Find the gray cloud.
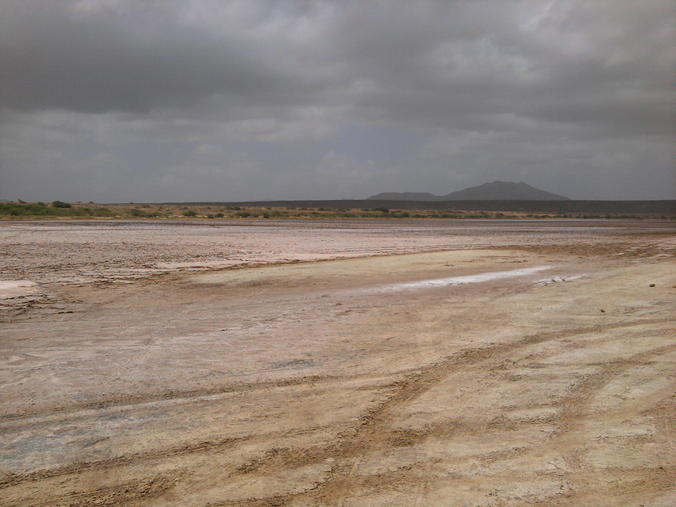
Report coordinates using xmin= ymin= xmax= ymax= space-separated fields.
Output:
xmin=0 ymin=0 xmax=674 ymax=201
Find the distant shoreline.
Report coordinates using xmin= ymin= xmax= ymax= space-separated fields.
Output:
xmin=2 ymin=200 xmax=674 ymax=220
xmin=155 ymin=199 xmax=676 ymax=215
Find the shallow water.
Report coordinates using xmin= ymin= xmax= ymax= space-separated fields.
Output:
xmin=364 ymin=265 xmax=552 ymax=293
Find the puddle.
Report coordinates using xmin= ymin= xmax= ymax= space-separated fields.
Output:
xmin=362 ymin=266 xmax=552 ymax=293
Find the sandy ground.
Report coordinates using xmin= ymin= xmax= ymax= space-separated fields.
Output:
xmin=0 ymin=219 xmax=674 ymax=506
xmin=1 ymin=219 xmax=672 ymax=285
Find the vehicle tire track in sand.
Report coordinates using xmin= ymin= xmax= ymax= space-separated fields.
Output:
xmin=546 ymin=344 xmax=676 ymax=501
xmin=0 ymin=372 xmax=393 ymax=425
xmin=0 ymin=436 xmax=245 ymax=490
xmin=2 ymin=319 xmax=672 ymax=504
xmin=3 ymin=325 xmax=673 ymax=504
xmin=4 ymin=474 xmax=182 ymax=507
xmin=208 ymin=317 xmax=674 ymax=505
xmin=319 ymin=323 xmax=675 ymax=505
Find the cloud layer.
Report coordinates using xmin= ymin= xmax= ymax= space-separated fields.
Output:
xmin=1 ymin=0 xmax=674 ymax=201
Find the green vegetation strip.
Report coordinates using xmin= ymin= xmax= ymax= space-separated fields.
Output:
xmin=0 ymin=202 xmax=115 ymax=217
xmin=0 ymin=201 xmax=665 ymax=220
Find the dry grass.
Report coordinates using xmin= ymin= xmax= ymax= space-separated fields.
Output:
xmin=0 ymin=201 xmax=661 ymax=220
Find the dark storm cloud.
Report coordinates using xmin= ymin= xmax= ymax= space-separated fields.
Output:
xmin=0 ymin=1 xmax=333 ymax=113
xmin=0 ymin=0 xmax=674 ymax=201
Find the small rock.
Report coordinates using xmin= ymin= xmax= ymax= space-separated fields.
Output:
xmin=600 ymin=309 xmax=605 ymax=313
xmin=649 ymin=283 xmax=655 ymax=287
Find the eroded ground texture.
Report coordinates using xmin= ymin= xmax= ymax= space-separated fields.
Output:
xmin=0 ymin=219 xmax=674 ymax=506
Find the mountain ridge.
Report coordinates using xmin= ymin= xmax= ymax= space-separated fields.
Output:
xmin=367 ymin=181 xmax=570 ymax=201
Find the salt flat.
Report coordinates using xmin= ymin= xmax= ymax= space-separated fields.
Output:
xmin=0 ymin=219 xmax=674 ymax=506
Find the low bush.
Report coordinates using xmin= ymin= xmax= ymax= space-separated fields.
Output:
xmin=130 ymin=208 xmax=158 ymax=218
xmin=0 ymin=202 xmax=115 ymax=217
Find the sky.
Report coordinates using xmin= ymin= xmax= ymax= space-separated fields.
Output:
xmin=0 ymin=0 xmax=674 ymax=202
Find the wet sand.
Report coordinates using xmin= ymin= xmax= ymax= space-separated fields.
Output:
xmin=0 ymin=219 xmax=674 ymax=505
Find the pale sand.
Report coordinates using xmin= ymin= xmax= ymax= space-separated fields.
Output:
xmin=0 ymin=219 xmax=674 ymax=506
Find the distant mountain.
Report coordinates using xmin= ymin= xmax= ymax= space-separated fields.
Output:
xmin=367 ymin=181 xmax=569 ymax=201
xmin=366 ymin=191 xmax=440 ymax=201
xmin=443 ymin=181 xmax=569 ymax=200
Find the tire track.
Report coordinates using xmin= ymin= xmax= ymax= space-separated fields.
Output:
xmin=214 ymin=317 xmax=674 ymax=505
xmin=0 ymin=372 xmax=397 ymax=426
xmin=3 ymin=317 xmax=673 ymax=505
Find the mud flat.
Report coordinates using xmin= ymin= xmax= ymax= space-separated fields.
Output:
xmin=0 ymin=219 xmax=674 ymax=505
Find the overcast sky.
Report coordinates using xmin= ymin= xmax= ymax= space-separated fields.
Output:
xmin=1 ymin=0 xmax=674 ymax=202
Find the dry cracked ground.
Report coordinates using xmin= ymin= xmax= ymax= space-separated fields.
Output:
xmin=0 ymin=219 xmax=674 ymax=506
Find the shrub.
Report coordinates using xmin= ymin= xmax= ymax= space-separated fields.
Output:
xmin=52 ymin=200 xmax=71 ymax=208
xmin=130 ymin=208 xmax=159 ymax=218
xmin=0 ymin=202 xmax=115 ymax=217
xmin=183 ymin=209 xmax=198 ymax=217
xmin=90 ymin=207 xmax=115 ymax=217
